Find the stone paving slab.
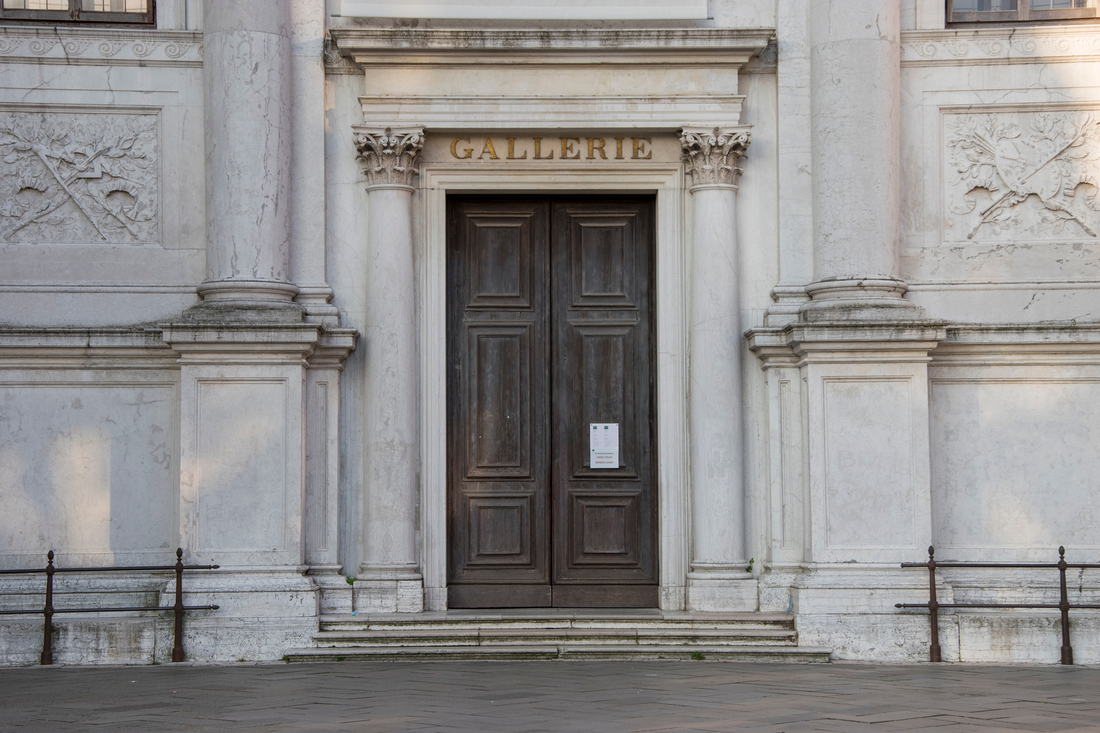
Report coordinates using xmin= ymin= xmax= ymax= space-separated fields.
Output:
xmin=1 ymin=661 xmax=1099 ymax=732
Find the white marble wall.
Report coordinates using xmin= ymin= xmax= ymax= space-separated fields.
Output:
xmin=0 ymin=375 xmax=179 ymax=567
xmin=930 ymin=359 xmax=1100 ymax=559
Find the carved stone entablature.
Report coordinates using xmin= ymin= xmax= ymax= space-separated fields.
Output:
xmin=0 ymin=109 xmax=160 ymax=245
xmin=944 ymin=109 xmax=1100 ymax=243
xmin=0 ymin=29 xmax=203 ymax=67
xmin=352 ymin=126 xmax=424 ymax=189
xmin=680 ymin=127 xmax=751 ymax=188
xmin=902 ymin=27 xmax=1100 ymax=67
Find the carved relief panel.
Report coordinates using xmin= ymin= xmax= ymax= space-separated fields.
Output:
xmin=0 ymin=108 xmax=160 ymax=245
xmin=944 ymin=108 xmax=1100 ymax=244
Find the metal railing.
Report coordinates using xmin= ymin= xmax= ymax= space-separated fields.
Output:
xmin=0 ymin=548 xmax=219 ymax=665
xmin=897 ymin=545 xmax=1100 ymax=664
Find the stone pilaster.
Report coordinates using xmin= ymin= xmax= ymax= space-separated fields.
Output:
xmin=290 ymin=0 xmax=339 ymax=323
xmin=681 ymin=127 xmax=757 ymax=611
xmin=199 ymin=0 xmax=297 ymax=308
xmin=304 ymin=329 xmax=359 ymax=614
xmin=349 ymin=125 xmax=424 ymax=612
xmin=802 ymin=0 xmax=921 ymax=320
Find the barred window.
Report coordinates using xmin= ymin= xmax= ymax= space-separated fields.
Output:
xmin=0 ymin=0 xmax=154 ymax=24
xmin=949 ymin=0 xmax=1097 ymax=22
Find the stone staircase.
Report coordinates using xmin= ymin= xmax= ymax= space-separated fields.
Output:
xmin=285 ymin=610 xmax=831 ymax=662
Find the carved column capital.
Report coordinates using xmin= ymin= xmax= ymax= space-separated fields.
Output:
xmin=680 ymin=127 xmax=751 ymax=188
xmin=352 ymin=126 xmax=424 ymax=189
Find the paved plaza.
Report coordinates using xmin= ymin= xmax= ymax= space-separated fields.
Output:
xmin=1 ymin=660 xmax=1099 ymax=732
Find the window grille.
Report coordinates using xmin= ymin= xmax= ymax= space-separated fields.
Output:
xmin=949 ymin=0 xmax=1097 ymax=22
xmin=0 ymin=0 xmax=154 ymax=25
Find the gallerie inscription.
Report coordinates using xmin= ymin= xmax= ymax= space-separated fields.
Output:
xmin=450 ymin=136 xmax=653 ymax=161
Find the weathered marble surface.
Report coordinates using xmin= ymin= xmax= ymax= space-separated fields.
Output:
xmin=200 ymin=0 xmax=295 ymax=302
xmin=931 ymin=378 xmax=1100 ymax=556
xmin=0 ymin=379 xmax=178 ymax=566
xmin=1 ymin=0 xmax=1099 ymax=667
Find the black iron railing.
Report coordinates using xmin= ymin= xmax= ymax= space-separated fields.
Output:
xmin=897 ymin=545 xmax=1100 ymax=664
xmin=0 ymin=548 xmax=219 ymax=664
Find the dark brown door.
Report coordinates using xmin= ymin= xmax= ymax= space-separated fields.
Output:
xmin=447 ymin=196 xmax=657 ymax=608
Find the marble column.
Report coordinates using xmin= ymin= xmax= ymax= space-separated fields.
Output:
xmin=802 ymin=0 xmax=920 ymax=320
xmin=350 ymin=127 xmax=424 ymax=612
xmin=681 ymin=127 xmax=757 ymax=612
xmin=199 ymin=0 xmax=297 ymax=306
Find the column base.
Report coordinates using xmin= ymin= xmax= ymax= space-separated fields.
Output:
xmin=198 ymin=278 xmax=300 ymax=303
xmin=182 ymin=298 xmax=305 ymax=324
xmin=765 ymin=284 xmax=810 ymax=327
xmin=308 ymin=565 xmax=354 ymax=615
xmin=801 ymin=277 xmax=924 ymax=322
xmin=295 ymin=284 xmax=341 ymax=326
xmin=759 ymin=564 xmax=802 ymax=614
xmin=354 ymin=565 xmax=424 ymax=613
xmin=686 ymin=567 xmax=758 ymax=611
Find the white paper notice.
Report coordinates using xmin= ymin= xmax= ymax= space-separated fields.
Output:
xmin=590 ymin=423 xmax=619 ymax=469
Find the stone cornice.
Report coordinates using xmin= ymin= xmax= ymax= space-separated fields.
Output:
xmin=747 ymin=322 xmax=949 ymax=366
xmin=941 ymin=322 xmax=1100 ymax=345
xmin=901 ymin=26 xmax=1100 ymax=66
xmin=329 ymin=26 xmax=774 ymax=66
xmin=0 ymin=327 xmax=177 ymax=368
xmin=309 ymin=329 xmax=359 ymax=370
xmin=158 ymin=323 xmax=331 ymax=366
xmin=0 ymin=28 xmax=202 ymax=67
xmin=749 ymin=321 xmax=1100 ymax=367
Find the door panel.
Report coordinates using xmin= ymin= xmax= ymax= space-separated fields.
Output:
xmin=552 ymin=201 xmax=657 ymax=604
xmin=448 ymin=196 xmax=656 ymax=608
xmin=466 ymin=325 xmax=530 ymax=477
xmin=448 ymin=201 xmax=550 ymax=602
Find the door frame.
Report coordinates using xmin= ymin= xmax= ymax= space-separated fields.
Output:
xmin=419 ymin=162 xmax=690 ymax=611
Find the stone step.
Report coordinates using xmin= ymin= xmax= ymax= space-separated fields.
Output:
xmin=311 ymin=627 xmax=799 ymax=648
xmin=318 ymin=612 xmax=795 ymax=634
xmin=284 ymin=644 xmax=832 ymax=663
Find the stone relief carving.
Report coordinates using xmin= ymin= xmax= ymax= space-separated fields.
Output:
xmin=352 ymin=127 xmax=424 ymax=188
xmin=0 ymin=31 xmax=202 ymax=65
xmin=945 ymin=111 xmax=1099 ymax=242
xmin=902 ymin=28 xmax=1100 ymax=65
xmin=680 ymin=127 xmax=751 ymax=187
xmin=0 ymin=110 xmax=159 ymax=244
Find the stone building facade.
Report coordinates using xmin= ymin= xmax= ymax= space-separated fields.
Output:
xmin=1 ymin=0 xmax=1098 ymax=664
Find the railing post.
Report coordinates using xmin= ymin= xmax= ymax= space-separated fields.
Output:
xmin=1058 ymin=546 xmax=1073 ymax=665
xmin=172 ymin=548 xmax=185 ymax=663
xmin=927 ymin=545 xmax=941 ymax=663
xmin=40 ymin=550 xmax=54 ymax=666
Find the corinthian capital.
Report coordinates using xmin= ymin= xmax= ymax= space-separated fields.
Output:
xmin=352 ymin=126 xmax=424 ymax=188
xmin=680 ymin=127 xmax=751 ymax=188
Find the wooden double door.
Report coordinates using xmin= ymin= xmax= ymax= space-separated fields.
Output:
xmin=447 ymin=196 xmax=658 ymax=608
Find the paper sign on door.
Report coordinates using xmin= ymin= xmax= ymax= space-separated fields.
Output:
xmin=590 ymin=423 xmax=619 ymax=469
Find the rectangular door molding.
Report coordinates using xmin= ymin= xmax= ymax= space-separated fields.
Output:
xmin=419 ymin=165 xmax=689 ymax=613
xmin=447 ymin=196 xmax=658 ymax=608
